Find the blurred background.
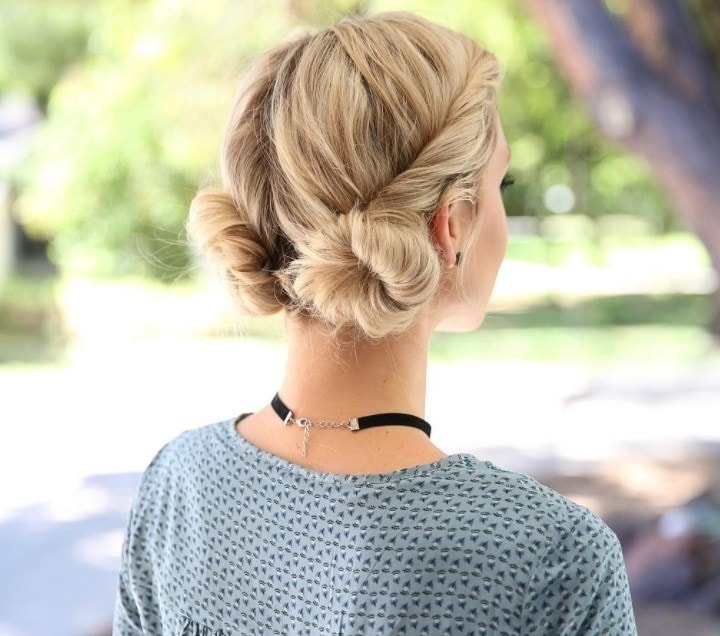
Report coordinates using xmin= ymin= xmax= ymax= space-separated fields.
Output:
xmin=1 ymin=0 xmax=719 ymax=634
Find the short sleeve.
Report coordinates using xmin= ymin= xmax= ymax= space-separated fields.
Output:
xmin=112 ymin=439 xmax=176 ymax=635
xmin=520 ymin=508 xmax=638 ymax=635
xmin=112 ymin=505 xmax=143 ymax=634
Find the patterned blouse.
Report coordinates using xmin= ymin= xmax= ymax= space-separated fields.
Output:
xmin=113 ymin=414 xmax=638 ymax=634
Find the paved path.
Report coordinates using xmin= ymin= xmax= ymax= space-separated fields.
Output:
xmin=1 ymin=337 xmax=719 ymax=634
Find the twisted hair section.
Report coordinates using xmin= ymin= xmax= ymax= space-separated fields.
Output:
xmin=187 ymin=189 xmax=285 ymax=315
xmin=186 ymin=11 xmax=501 ymax=340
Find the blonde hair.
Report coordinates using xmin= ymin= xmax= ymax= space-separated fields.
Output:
xmin=187 ymin=11 xmax=501 ymax=341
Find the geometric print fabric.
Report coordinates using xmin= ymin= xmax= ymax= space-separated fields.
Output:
xmin=113 ymin=415 xmax=638 ymax=634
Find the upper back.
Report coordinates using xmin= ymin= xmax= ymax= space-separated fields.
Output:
xmin=113 ymin=418 xmax=637 ymax=635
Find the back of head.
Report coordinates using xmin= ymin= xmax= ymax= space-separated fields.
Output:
xmin=187 ymin=10 xmax=501 ymax=341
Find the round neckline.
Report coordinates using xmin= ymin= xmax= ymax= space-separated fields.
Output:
xmin=219 ymin=415 xmax=496 ymax=484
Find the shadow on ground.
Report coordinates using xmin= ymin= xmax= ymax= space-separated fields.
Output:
xmin=0 ymin=472 xmax=141 ymax=636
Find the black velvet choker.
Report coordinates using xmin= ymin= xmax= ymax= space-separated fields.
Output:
xmin=270 ymin=392 xmax=432 ymax=438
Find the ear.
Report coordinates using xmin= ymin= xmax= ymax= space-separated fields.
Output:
xmin=429 ymin=201 xmax=464 ymax=268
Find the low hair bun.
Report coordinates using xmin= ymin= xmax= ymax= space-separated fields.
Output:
xmin=187 ymin=187 xmax=286 ymax=316
xmin=281 ymin=205 xmax=442 ymax=340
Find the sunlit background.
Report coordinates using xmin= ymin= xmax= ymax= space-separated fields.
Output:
xmin=1 ymin=0 xmax=720 ymax=634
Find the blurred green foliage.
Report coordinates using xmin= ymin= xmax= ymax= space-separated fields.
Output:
xmin=5 ymin=0 xmax=675 ymax=280
xmin=0 ymin=0 xmax=94 ymax=110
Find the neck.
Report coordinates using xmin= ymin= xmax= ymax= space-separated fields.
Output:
xmin=277 ymin=314 xmax=432 ymax=423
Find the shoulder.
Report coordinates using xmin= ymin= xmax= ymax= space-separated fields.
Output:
xmin=455 ymin=461 xmax=627 ymax=598
xmin=495 ymin=466 xmax=622 ymax=564
xmin=392 ymin=458 xmax=621 ymax=584
xmin=129 ymin=420 xmax=230 ymax=510
xmin=461 ymin=462 xmax=635 ymax=632
xmin=450 ymin=459 xmax=615 ymax=550
xmin=141 ymin=419 xmax=229 ymax=471
xmin=499 ymin=464 xmax=625 ymax=579
xmin=475 ymin=466 xmax=637 ymax=633
xmin=120 ymin=420 xmax=232 ymax=569
xmin=352 ymin=459 xmax=635 ymax=632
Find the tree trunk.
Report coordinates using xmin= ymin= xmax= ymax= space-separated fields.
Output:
xmin=525 ymin=0 xmax=720 ymax=334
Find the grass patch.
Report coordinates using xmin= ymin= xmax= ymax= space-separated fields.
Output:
xmin=430 ymin=293 xmax=717 ymax=364
xmin=429 ymin=325 xmax=716 ymax=365
xmin=505 ymin=232 xmax=709 ymax=267
xmin=483 ymin=294 xmax=712 ymax=329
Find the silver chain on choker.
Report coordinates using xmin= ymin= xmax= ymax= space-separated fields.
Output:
xmin=282 ymin=410 xmax=360 ymax=458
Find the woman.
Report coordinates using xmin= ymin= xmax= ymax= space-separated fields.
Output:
xmin=113 ymin=10 xmax=637 ymax=635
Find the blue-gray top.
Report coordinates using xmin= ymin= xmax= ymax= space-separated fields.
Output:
xmin=113 ymin=415 xmax=637 ymax=635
